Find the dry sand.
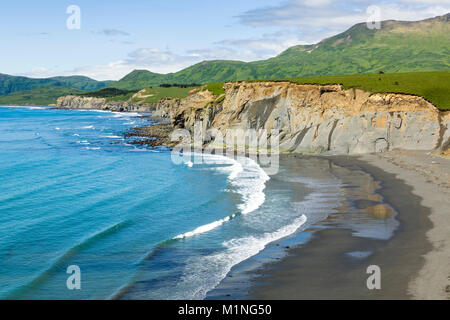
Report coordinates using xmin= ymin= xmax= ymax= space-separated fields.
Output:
xmin=360 ymin=151 xmax=450 ymax=300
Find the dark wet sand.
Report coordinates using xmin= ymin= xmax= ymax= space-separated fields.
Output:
xmin=209 ymin=155 xmax=433 ymax=300
xmin=251 ymin=156 xmax=432 ymax=300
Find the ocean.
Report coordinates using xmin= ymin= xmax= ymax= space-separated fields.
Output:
xmin=0 ymin=106 xmax=398 ymax=300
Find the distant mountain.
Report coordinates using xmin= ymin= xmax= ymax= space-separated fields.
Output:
xmin=0 ymin=86 xmax=85 ymax=106
xmin=110 ymin=70 xmax=167 ymax=91
xmin=0 ymin=74 xmax=112 ymax=96
xmin=110 ymin=13 xmax=450 ymax=90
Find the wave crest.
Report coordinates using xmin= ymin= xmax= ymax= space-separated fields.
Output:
xmin=173 ymin=154 xmax=270 ymax=240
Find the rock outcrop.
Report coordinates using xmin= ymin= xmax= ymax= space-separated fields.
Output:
xmin=156 ymin=81 xmax=450 ymax=155
xmin=56 ymin=95 xmax=153 ymax=113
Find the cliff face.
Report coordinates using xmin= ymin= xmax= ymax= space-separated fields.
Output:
xmin=56 ymin=95 xmax=153 ymax=113
xmin=158 ymin=82 xmax=450 ymax=155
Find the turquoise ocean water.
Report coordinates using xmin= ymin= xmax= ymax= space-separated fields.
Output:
xmin=0 ymin=106 xmax=356 ymax=300
xmin=0 ymin=107 xmax=322 ymax=299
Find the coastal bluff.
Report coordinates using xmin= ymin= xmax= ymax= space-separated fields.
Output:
xmin=153 ymin=81 xmax=450 ymax=155
xmin=56 ymin=95 xmax=153 ymax=113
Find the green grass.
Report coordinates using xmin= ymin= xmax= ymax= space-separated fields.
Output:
xmin=0 ymin=86 xmax=85 ymax=105
xmin=202 ymin=83 xmax=225 ymax=96
xmin=79 ymin=88 xmax=139 ymax=103
xmin=215 ymin=95 xmax=225 ymax=103
xmin=131 ymin=86 xmax=198 ymax=104
xmin=105 ymin=92 xmax=136 ymax=102
xmin=0 ymin=74 xmax=110 ymax=96
xmin=79 ymin=87 xmax=137 ymax=98
xmin=280 ymin=71 xmax=450 ymax=110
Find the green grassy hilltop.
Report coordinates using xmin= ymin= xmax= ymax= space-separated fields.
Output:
xmin=288 ymin=71 xmax=450 ymax=110
xmin=200 ymin=71 xmax=450 ymax=110
xmin=0 ymin=74 xmax=111 ymax=96
xmin=0 ymin=86 xmax=85 ymax=106
xmin=0 ymin=74 xmax=111 ymax=105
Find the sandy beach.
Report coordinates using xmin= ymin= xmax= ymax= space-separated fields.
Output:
xmin=207 ymin=151 xmax=450 ymax=300
xmin=361 ymin=151 xmax=450 ymax=300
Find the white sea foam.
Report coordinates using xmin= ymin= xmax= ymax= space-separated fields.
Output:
xmin=76 ymin=140 xmax=90 ymax=145
xmin=6 ymin=106 xmax=49 ymax=110
xmin=173 ymin=154 xmax=270 ymax=240
xmin=169 ymin=172 xmax=345 ymax=299
xmin=81 ymin=125 xmax=94 ymax=129
xmin=123 ymin=143 xmax=160 ymax=152
xmin=101 ymin=135 xmax=122 ymax=139
xmin=194 ymin=154 xmax=270 ymax=215
xmin=173 ymin=214 xmax=237 ymax=240
xmin=113 ymin=112 xmax=140 ymax=118
xmin=173 ymin=214 xmax=308 ymax=300
xmin=230 ymin=158 xmax=270 ymax=215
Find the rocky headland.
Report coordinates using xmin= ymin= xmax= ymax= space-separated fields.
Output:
xmin=56 ymin=95 xmax=154 ymax=113
xmin=149 ymin=81 xmax=449 ymax=155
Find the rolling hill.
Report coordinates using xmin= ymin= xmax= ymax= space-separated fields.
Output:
xmin=0 ymin=74 xmax=111 ymax=96
xmin=109 ymin=13 xmax=449 ymax=90
xmin=0 ymin=86 xmax=85 ymax=106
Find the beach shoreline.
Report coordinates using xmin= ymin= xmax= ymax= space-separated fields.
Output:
xmin=207 ymin=151 xmax=450 ymax=300
xmin=360 ymin=151 xmax=450 ymax=299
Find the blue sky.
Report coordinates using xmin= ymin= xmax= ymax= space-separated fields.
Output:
xmin=0 ymin=0 xmax=448 ymax=80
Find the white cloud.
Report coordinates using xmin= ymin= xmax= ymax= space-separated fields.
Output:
xmin=400 ymin=0 xmax=450 ymax=3
xmin=18 ymin=1 xmax=450 ymax=80
xmin=97 ymin=29 xmax=131 ymax=37
xmin=238 ymin=0 xmax=449 ymax=34
xmin=216 ymin=30 xmax=311 ymax=60
xmin=18 ymin=63 xmax=135 ymax=81
xmin=19 ymin=49 xmax=202 ymax=80
xmin=21 ymin=67 xmax=58 ymax=78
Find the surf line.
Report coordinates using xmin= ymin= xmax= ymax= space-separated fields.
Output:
xmin=174 ymin=154 xmax=270 ymax=240
xmin=172 ymin=212 xmax=241 ymax=240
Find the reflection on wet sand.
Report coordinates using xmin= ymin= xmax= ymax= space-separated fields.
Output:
xmin=364 ymin=204 xmax=396 ymax=219
xmin=207 ymin=155 xmax=405 ymax=299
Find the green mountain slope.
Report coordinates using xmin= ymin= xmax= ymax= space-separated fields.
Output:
xmin=110 ymin=13 xmax=449 ymax=90
xmin=0 ymin=86 xmax=85 ymax=105
xmin=0 ymin=74 xmax=111 ymax=96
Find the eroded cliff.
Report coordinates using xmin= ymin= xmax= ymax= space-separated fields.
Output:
xmin=156 ymin=81 xmax=450 ymax=155
xmin=56 ymin=95 xmax=153 ymax=113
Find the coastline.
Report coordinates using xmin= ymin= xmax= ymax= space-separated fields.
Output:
xmin=3 ymin=105 xmax=449 ymax=299
xmin=119 ymin=104 xmax=450 ymax=300
xmin=207 ymin=151 xmax=450 ymax=300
